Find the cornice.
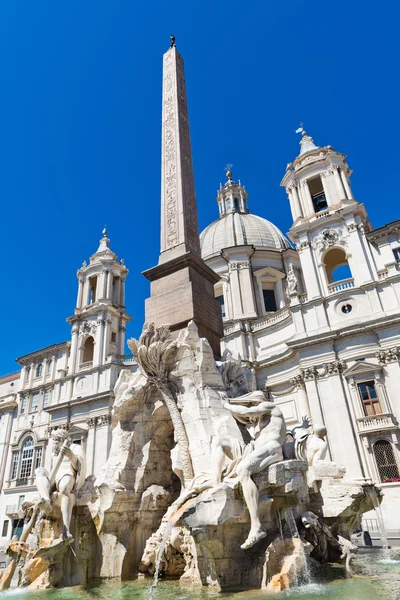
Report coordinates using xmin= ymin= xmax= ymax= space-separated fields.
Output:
xmin=16 ymin=342 xmax=70 ymax=366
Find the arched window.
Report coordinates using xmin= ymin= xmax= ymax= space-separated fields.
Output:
xmin=82 ymin=337 xmax=94 ymax=364
xmin=373 ymin=440 xmax=400 ymax=483
xmin=19 ymin=437 xmax=34 ymax=481
xmin=324 ymin=247 xmax=352 ymax=283
xmin=36 ymin=363 xmax=43 ymax=378
xmin=234 ymin=197 xmax=240 ymax=211
xmin=226 ymin=199 xmax=232 ymax=212
xmin=9 ymin=435 xmax=43 ymax=485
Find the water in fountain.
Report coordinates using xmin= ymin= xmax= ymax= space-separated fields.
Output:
xmin=284 ymin=508 xmax=311 ymax=586
xmin=148 ymin=521 xmax=175 ymax=598
xmin=276 ymin=509 xmax=284 ymax=541
xmin=365 ymin=488 xmax=399 ymax=564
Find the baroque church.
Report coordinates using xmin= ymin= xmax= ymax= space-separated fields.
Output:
xmin=1 ymin=41 xmax=400 ymax=554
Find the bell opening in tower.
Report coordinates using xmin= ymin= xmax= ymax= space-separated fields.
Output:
xmin=308 ymin=176 xmax=328 ymax=213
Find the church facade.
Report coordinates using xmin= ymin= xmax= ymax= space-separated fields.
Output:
xmin=200 ymin=132 xmax=400 ymax=541
xmin=1 ymin=44 xmax=400 ymax=553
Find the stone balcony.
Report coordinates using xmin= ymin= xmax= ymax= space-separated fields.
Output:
xmin=79 ymin=361 xmax=93 ymax=371
xmin=327 ymin=278 xmax=355 ymax=295
xmin=5 ymin=505 xmax=18 ymax=516
xmin=356 ymin=412 xmax=398 ymax=434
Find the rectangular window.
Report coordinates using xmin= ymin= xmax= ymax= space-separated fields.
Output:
xmin=18 ymin=495 xmax=25 ymax=509
xmin=11 ymin=452 xmax=19 ymax=479
xmin=262 ymin=289 xmax=277 ymax=312
xmin=111 ymin=332 xmax=117 ymax=344
xmin=11 ymin=519 xmax=23 ymax=540
xmin=216 ymin=294 xmax=226 ymax=318
xmin=358 ymin=381 xmax=382 ymax=416
xmin=20 ymin=396 xmax=27 ymax=414
xmin=2 ymin=520 xmax=8 ymax=537
xmin=308 ymin=176 xmax=328 ymax=213
xmin=20 ymin=448 xmax=33 ymax=480
xmin=43 ymin=389 xmax=50 ymax=409
xmin=35 ymin=447 xmax=43 ymax=470
xmin=393 ymin=248 xmax=400 ymax=263
xmin=30 ymin=392 xmax=40 ymax=412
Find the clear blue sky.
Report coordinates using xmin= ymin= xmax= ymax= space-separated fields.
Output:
xmin=1 ymin=0 xmax=399 ymax=374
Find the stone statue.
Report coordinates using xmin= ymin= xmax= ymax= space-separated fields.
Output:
xmin=291 ymin=416 xmax=328 ymax=466
xmin=218 ymin=354 xmax=249 ymax=398
xmin=35 ymin=429 xmax=86 ymax=539
xmin=211 ymin=390 xmax=286 ymax=549
xmin=287 ymin=263 xmax=298 ymax=295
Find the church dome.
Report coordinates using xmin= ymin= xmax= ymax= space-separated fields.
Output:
xmin=200 ymin=212 xmax=291 ymax=259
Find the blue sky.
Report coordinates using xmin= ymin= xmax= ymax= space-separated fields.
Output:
xmin=1 ymin=0 xmax=399 ymax=374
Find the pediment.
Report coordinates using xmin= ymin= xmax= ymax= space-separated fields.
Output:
xmin=343 ymin=361 xmax=382 ymax=377
xmin=68 ymin=424 xmax=89 ymax=437
xmin=254 ymin=266 xmax=285 ymax=280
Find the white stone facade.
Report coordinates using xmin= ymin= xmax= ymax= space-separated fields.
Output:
xmin=199 ymin=134 xmax=400 ymax=542
xmin=0 ymin=231 xmax=135 ymax=552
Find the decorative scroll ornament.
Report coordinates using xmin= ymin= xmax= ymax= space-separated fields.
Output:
xmin=229 ymin=261 xmax=250 ymax=271
xmin=375 ymin=346 xmax=400 ymax=365
xmin=322 ymin=360 xmax=347 ymax=375
xmin=312 ymin=228 xmax=347 ymax=252
xmin=80 ymin=321 xmax=97 ymax=337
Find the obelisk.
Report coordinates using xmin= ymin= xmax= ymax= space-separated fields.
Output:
xmin=143 ymin=37 xmax=223 ymax=356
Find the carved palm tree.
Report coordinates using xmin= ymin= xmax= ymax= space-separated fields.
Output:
xmin=128 ymin=323 xmax=194 ymax=486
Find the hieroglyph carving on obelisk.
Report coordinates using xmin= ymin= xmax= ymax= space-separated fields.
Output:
xmin=161 ymin=46 xmax=200 ymax=258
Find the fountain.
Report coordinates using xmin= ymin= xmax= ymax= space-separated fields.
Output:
xmin=0 ymin=322 xmax=384 ymax=594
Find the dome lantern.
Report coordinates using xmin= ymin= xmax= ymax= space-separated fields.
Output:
xmin=217 ymin=168 xmax=249 ymax=217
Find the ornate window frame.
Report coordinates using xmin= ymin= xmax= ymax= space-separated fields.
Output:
xmin=9 ymin=431 xmax=46 ymax=487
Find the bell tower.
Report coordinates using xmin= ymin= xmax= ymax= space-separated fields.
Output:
xmin=67 ymin=229 xmax=131 ymax=376
xmin=281 ymin=128 xmax=376 ymax=301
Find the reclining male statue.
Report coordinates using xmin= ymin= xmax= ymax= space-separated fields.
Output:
xmin=210 ymin=390 xmax=286 ymax=549
xmin=35 ymin=429 xmax=86 ymax=540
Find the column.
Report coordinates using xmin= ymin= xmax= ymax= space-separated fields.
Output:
xmin=320 ymin=368 xmax=364 ymax=477
xmin=303 ymin=376 xmax=324 ymax=426
xmin=300 ymin=181 xmax=314 ymax=216
xmin=114 ymin=277 xmax=121 ymax=304
xmin=96 ymin=320 xmax=105 ymax=367
xmin=82 ymin=279 xmax=90 ymax=307
xmin=0 ymin=411 xmax=13 ymax=489
xmin=20 ymin=366 xmax=26 ymax=391
xmin=41 ymin=362 xmax=47 ymax=385
xmin=102 ymin=270 xmax=109 ymax=299
xmin=120 ymin=277 xmax=126 ymax=307
xmin=76 ymin=278 xmax=84 ymax=309
xmin=102 ymin=320 xmax=111 ymax=363
xmin=379 ymin=359 xmax=400 ymax=423
xmin=229 ymin=264 xmax=243 ymax=317
xmin=298 ymin=241 xmax=322 ymax=299
xmin=28 ymin=362 xmax=35 ymax=388
xmin=340 ymin=169 xmax=353 ymax=200
xmin=118 ymin=324 xmax=126 ymax=356
xmin=291 ymin=186 xmax=303 ymax=219
xmin=346 ymin=224 xmax=374 ymax=284
xmin=238 ymin=263 xmax=257 ymax=317
xmin=69 ymin=325 xmax=80 ymax=374
xmin=51 ymin=355 xmax=57 ymax=380
xmin=290 ymin=378 xmax=311 ymax=417
xmin=333 ymin=167 xmax=346 ymax=199
xmin=107 ymin=271 xmax=113 ymax=300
